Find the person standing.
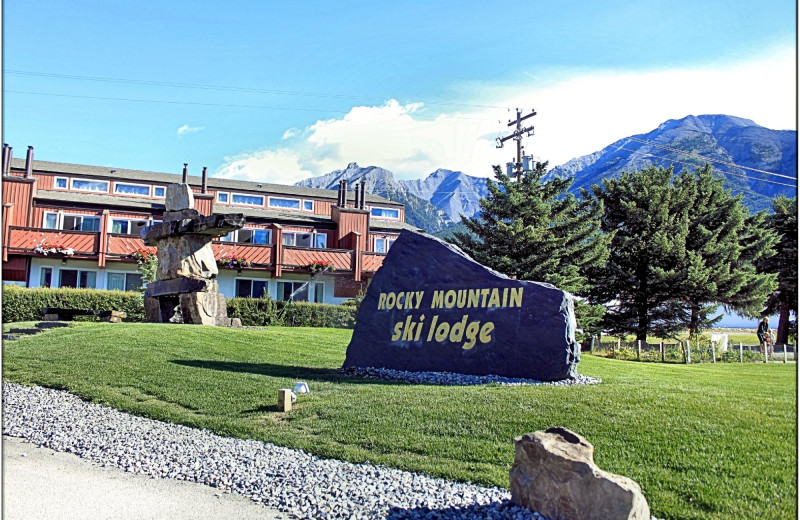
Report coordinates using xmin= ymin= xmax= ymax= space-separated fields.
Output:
xmin=757 ymin=317 xmax=771 ymax=355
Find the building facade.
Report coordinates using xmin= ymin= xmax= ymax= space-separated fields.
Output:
xmin=1 ymin=146 xmax=416 ymax=304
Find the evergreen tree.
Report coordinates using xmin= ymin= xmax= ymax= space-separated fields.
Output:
xmin=587 ymin=165 xmax=692 ymax=341
xmin=673 ymin=166 xmax=778 ymax=335
xmin=756 ymin=196 xmax=797 ymax=344
xmin=450 ymin=163 xmax=610 ymax=335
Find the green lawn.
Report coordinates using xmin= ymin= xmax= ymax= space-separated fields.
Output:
xmin=2 ymin=322 xmax=796 ymax=520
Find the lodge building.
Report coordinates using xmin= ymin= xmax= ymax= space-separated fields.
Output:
xmin=1 ymin=145 xmax=417 ymax=304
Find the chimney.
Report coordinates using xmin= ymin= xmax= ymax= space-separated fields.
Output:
xmin=4 ymin=146 xmax=12 ymax=176
xmin=202 ymin=166 xmax=208 ymax=193
xmin=360 ymin=182 xmax=367 ymax=209
xmin=354 ymin=182 xmax=361 ymax=209
xmin=2 ymin=144 xmax=8 ymax=177
xmin=341 ymin=179 xmax=348 ymax=207
xmin=25 ymin=146 xmax=34 ymax=179
xmin=337 ymin=180 xmax=345 ymax=207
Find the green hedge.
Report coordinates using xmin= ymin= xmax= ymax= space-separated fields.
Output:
xmin=3 ymin=286 xmax=358 ymax=329
xmin=2 ymin=285 xmax=146 ymax=323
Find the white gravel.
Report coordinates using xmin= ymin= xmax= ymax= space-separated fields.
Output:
xmin=2 ymin=382 xmax=546 ymax=520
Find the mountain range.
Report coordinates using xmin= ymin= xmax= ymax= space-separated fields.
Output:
xmin=296 ymin=115 xmax=797 ymax=231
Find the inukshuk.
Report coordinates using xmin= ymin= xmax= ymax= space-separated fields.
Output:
xmin=142 ymin=183 xmax=245 ymax=326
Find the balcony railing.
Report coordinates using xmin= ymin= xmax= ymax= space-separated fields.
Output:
xmin=5 ymin=227 xmax=387 ymax=276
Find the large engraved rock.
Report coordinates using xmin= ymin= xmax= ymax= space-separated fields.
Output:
xmin=165 ymin=183 xmax=195 ymax=212
xmin=342 ymin=230 xmax=580 ymax=381
xmin=509 ymin=428 xmax=650 ymax=520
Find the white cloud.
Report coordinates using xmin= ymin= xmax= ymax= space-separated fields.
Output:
xmin=177 ymin=124 xmax=206 ymax=136
xmin=214 ymin=43 xmax=796 ymax=183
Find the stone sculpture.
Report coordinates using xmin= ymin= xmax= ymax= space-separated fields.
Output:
xmin=142 ymin=184 xmax=245 ymax=326
xmin=509 ymin=427 xmax=650 ymax=520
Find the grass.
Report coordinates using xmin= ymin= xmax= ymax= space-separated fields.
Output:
xmin=2 ymin=322 xmax=796 ymax=520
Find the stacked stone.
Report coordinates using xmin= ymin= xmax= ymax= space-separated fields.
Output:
xmin=142 ymin=184 xmax=245 ymax=326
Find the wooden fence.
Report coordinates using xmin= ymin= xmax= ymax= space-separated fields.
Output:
xmin=587 ymin=337 xmax=797 ymax=364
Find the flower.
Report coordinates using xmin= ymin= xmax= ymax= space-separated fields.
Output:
xmin=307 ymin=260 xmax=335 ymax=273
xmin=131 ymin=249 xmax=156 ymax=265
xmin=34 ymin=241 xmax=75 ymax=256
xmin=218 ymin=255 xmax=251 ymax=269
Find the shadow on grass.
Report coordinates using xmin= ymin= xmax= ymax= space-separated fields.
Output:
xmin=171 ymin=359 xmax=407 ymax=386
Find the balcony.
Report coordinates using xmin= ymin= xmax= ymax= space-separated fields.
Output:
xmin=4 ymin=226 xmax=386 ymax=276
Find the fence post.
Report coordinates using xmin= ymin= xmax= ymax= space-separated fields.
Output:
xmin=637 ymin=340 xmax=641 ymax=360
xmin=783 ymin=343 xmax=788 ymax=363
xmin=739 ymin=342 xmax=743 ymax=363
xmin=686 ymin=340 xmax=691 ymax=364
xmin=711 ymin=341 xmax=716 ymax=363
xmin=590 ymin=335 xmax=595 ymax=353
xmin=660 ymin=341 xmax=664 ymax=363
xmin=764 ymin=344 xmax=768 ymax=364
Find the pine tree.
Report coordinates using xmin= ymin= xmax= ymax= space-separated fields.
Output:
xmin=450 ymin=163 xmax=610 ymax=335
xmin=587 ymin=165 xmax=693 ymax=341
xmin=674 ymin=165 xmax=778 ymax=335
xmin=756 ymin=196 xmax=797 ymax=344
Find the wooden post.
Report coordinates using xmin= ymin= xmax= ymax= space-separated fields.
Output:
xmin=686 ymin=340 xmax=691 ymax=364
xmin=590 ymin=335 xmax=595 ymax=353
xmin=739 ymin=342 xmax=743 ymax=363
xmin=660 ymin=341 xmax=664 ymax=363
xmin=637 ymin=340 xmax=641 ymax=360
xmin=711 ymin=341 xmax=716 ymax=363
xmin=783 ymin=343 xmax=788 ymax=363
xmin=278 ymin=389 xmax=292 ymax=412
xmin=764 ymin=344 xmax=768 ymax=364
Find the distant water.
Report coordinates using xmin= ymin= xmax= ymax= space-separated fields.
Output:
xmin=716 ymin=310 xmax=777 ymax=329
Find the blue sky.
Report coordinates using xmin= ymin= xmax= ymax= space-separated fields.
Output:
xmin=2 ymin=0 xmax=796 ymax=183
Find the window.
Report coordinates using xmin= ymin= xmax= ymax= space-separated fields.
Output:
xmin=217 ymin=192 xmax=229 ymax=203
xmin=62 ymin=215 xmax=101 ymax=232
xmin=40 ymin=267 xmax=53 ymax=288
xmin=269 ymin=197 xmax=301 ymax=210
xmin=277 ymin=281 xmax=323 ymax=302
xmin=314 ymin=233 xmax=328 ymax=248
xmin=54 ymin=177 xmax=68 ymax=189
xmin=375 ymin=237 xmax=396 ymax=253
xmin=219 ymin=231 xmax=235 ymax=242
xmin=153 ymin=186 xmax=166 ymax=198
xmin=71 ymin=179 xmax=109 ymax=192
xmin=235 ymin=279 xmax=269 ymax=298
xmin=59 ymin=269 xmax=96 ymax=288
xmin=110 ymin=219 xmax=148 ymax=235
xmin=114 ymin=182 xmax=150 ymax=196
xmin=43 ymin=212 xmax=58 ymax=229
xmin=107 ymin=272 xmax=143 ymax=291
xmin=232 ymin=193 xmax=264 ymax=206
xmin=371 ymin=207 xmax=400 ymax=219
xmin=283 ymin=231 xmax=312 ymax=247
xmin=238 ymin=228 xmax=271 ymax=244
xmin=303 ymin=200 xmax=314 ymax=211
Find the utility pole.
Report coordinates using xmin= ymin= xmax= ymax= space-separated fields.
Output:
xmin=496 ymin=108 xmax=536 ymax=181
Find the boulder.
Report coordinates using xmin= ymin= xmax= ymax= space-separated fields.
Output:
xmin=155 ymin=236 xmax=218 ymax=280
xmin=509 ymin=427 xmax=650 ymax=520
xmin=165 ymin=183 xmax=195 ymax=212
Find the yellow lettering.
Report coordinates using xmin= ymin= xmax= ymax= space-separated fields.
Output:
xmin=415 ymin=291 xmax=425 ymax=309
xmin=463 ymin=321 xmax=481 ymax=350
xmin=432 ymin=291 xmax=445 ymax=309
xmin=479 ymin=322 xmax=495 ymax=344
xmin=488 ymin=288 xmax=500 ymax=308
xmin=444 ymin=290 xmax=457 ymax=309
xmin=415 ymin=315 xmax=426 ymax=341
xmin=386 ymin=292 xmax=397 ymax=309
xmin=480 ymin=288 xmax=490 ymax=307
xmin=467 ymin=289 xmax=481 ymax=308
xmin=391 ymin=321 xmax=403 ymax=341
xmin=434 ymin=321 xmax=450 ymax=342
xmin=396 ymin=292 xmax=405 ymax=308
xmin=427 ymin=315 xmax=439 ymax=341
xmin=378 ymin=292 xmax=387 ymax=310
xmin=509 ymin=287 xmax=523 ymax=307
xmin=456 ymin=290 xmax=467 ymax=308
xmin=502 ymin=288 xmax=508 ymax=307
xmin=401 ymin=315 xmax=415 ymax=341
xmin=449 ymin=315 xmax=469 ymax=343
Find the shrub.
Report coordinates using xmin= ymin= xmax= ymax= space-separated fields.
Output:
xmin=276 ymin=301 xmax=357 ymax=329
xmin=2 ymin=285 xmax=145 ymax=322
xmin=226 ymin=295 xmax=280 ymax=326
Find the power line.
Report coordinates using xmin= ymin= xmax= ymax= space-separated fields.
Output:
xmin=5 ymin=69 xmax=509 ymax=111
xmin=614 ymin=144 xmax=797 ymax=188
xmin=6 ymin=89 xmax=496 ymax=122
xmin=627 ymin=136 xmax=796 ymax=181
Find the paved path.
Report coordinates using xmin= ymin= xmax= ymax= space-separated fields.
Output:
xmin=2 ymin=435 xmax=284 ymax=520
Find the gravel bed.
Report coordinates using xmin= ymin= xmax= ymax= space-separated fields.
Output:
xmin=337 ymin=367 xmax=601 ymax=386
xmin=2 ymin=382 xmax=545 ymax=520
